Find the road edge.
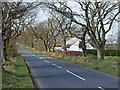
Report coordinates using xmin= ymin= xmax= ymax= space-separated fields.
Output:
xmin=22 ymin=56 xmax=41 ymax=89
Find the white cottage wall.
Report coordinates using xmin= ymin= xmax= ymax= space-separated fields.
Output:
xmin=67 ymin=40 xmax=83 ymax=51
xmin=67 ymin=40 xmax=94 ymax=52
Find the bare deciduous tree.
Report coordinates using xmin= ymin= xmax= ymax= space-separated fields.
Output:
xmin=0 ymin=2 xmax=2 ymax=61
xmin=2 ymin=2 xmax=41 ymax=60
xmin=31 ymin=22 xmax=53 ymax=52
xmin=44 ymin=1 xmax=119 ymax=59
xmin=50 ymin=8 xmax=72 ymax=50
xmin=47 ymin=18 xmax=60 ymax=52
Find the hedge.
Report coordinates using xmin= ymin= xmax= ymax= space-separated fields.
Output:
xmin=86 ymin=49 xmax=120 ymax=56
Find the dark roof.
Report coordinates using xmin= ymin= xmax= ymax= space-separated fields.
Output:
xmin=62 ymin=44 xmax=72 ymax=49
xmin=66 ymin=44 xmax=71 ymax=48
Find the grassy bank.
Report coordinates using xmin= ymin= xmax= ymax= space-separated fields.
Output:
xmin=28 ymin=47 xmax=119 ymax=77
xmin=2 ymin=55 xmax=35 ymax=88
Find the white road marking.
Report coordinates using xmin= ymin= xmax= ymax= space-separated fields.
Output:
xmin=44 ymin=60 xmax=50 ymax=63
xmin=22 ymin=55 xmax=35 ymax=56
xmin=66 ymin=70 xmax=85 ymax=81
xmin=52 ymin=63 xmax=62 ymax=69
xmin=25 ymin=51 xmax=30 ymax=53
xmin=39 ymin=57 xmax=44 ymax=59
xmin=98 ymin=86 xmax=105 ymax=90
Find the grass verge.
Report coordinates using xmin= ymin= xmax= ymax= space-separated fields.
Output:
xmin=2 ymin=55 xmax=35 ymax=88
xmin=28 ymin=47 xmax=119 ymax=77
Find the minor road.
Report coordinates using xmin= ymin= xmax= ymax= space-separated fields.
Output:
xmin=18 ymin=46 xmax=118 ymax=89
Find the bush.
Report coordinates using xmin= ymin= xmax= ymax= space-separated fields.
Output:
xmin=86 ymin=49 xmax=97 ymax=55
xmin=8 ymin=44 xmax=20 ymax=57
xmin=86 ymin=49 xmax=120 ymax=56
xmin=104 ymin=50 xmax=120 ymax=56
xmin=55 ymin=50 xmax=63 ymax=53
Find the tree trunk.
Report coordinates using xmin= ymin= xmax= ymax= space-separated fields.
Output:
xmin=43 ymin=41 xmax=48 ymax=52
xmin=118 ymin=2 xmax=120 ymax=49
xmin=82 ymin=43 xmax=86 ymax=57
xmin=96 ymin=45 xmax=104 ymax=59
xmin=0 ymin=3 xmax=2 ymax=62
xmin=48 ymin=47 xmax=51 ymax=52
xmin=31 ymin=42 xmax=34 ymax=48
xmin=53 ymin=39 xmax=56 ymax=52
xmin=81 ymin=31 xmax=87 ymax=57
xmin=44 ymin=44 xmax=48 ymax=52
xmin=64 ymin=38 xmax=67 ymax=50
xmin=3 ymin=39 xmax=8 ymax=61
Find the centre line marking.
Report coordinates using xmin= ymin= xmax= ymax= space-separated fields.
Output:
xmin=22 ymin=55 xmax=35 ymax=56
xmin=66 ymin=70 xmax=85 ymax=81
xmin=44 ymin=60 xmax=50 ymax=63
xmin=52 ymin=63 xmax=62 ymax=69
xmin=98 ymin=86 xmax=105 ymax=90
xmin=39 ymin=57 xmax=44 ymax=59
xmin=29 ymin=54 xmax=35 ymax=56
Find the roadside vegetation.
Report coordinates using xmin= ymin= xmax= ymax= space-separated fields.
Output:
xmin=1 ymin=3 xmax=40 ymax=88
xmin=2 ymin=54 xmax=35 ymax=88
xmin=28 ymin=47 xmax=119 ymax=77
xmin=1 ymin=2 xmax=120 ymax=88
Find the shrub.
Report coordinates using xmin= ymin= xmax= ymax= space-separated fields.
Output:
xmin=8 ymin=45 xmax=20 ymax=57
xmin=55 ymin=50 xmax=63 ymax=53
xmin=94 ymin=66 xmax=100 ymax=70
xmin=86 ymin=49 xmax=120 ymax=56
xmin=35 ymin=48 xmax=38 ymax=50
xmin=104 ymin=50 xmax=120 ymax=56
xmin=86 ymin=49 xmax=97 ymax=55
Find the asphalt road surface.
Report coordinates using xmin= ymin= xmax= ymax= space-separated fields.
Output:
xmin=18 ymin=46 xmax=119 ymax=89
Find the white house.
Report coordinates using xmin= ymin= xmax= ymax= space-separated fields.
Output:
xmin=62 ymin=37 xmax=94 ymax=52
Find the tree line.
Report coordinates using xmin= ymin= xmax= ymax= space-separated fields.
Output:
xmin=42 ymin=1 xmax=119 ymax=59
xmin=2 ymin=2 xmax=41 ymax=61
xmin=1 ymin=1 xmax=120 ymax=61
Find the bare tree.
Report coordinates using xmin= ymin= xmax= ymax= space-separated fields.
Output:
xmin=0 ymin=2 xmax=2 ymax=62
xmin=49 ymin=7 xmax=72 ymax=50
xmin=21 ymin=27 xmax=35 ymax=48
xmin=2 ymin=2 xmax=41 ymax=60
xmin=118 ymin=2 xmax=120 ymax=49
xmin=44 ymin=1 xmax=119 ymax=59
xmin=31 ymin=22 xmax=53 ymax=52
xmin=47 ymin=18 xmax=60 ymax=52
